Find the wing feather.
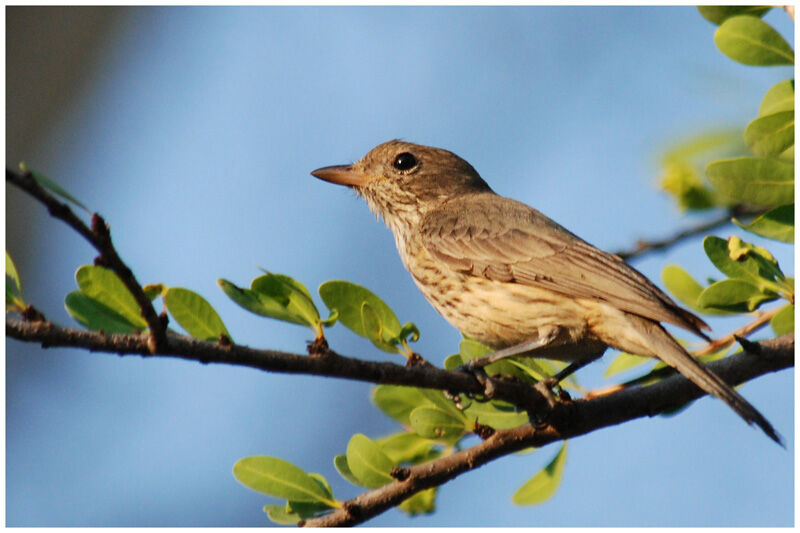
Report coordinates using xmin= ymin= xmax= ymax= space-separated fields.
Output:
xmin=418 ymin=193 xmax=709 ymax=337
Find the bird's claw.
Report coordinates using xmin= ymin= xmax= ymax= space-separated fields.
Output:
xmin=452 ymin=361 xmax=496 ymax=400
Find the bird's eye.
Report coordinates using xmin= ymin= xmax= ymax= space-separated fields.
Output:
xmin=392 ymin=152 xmax=418 ymax=171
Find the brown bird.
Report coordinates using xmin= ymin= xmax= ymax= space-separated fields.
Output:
xmin=312 ymin=140 xmax=780 ymax=444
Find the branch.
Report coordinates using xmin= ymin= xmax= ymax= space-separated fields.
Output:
xmin=303 ymin=334 xmax=793 ymax=527
xmin=6 ymin=168 xmax=168 ymax=351
xmin=5 ymin=317 xmax=551 ymax=415
xmin=614 ymin=206 xmax=764 ymax=261
xmin=7 ymin=316 xmax=793 ymax=526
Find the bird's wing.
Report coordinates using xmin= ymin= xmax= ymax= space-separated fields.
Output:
xmin=418 ymin=193 xmax=709 ymax=337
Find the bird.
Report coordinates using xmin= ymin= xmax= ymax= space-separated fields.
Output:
xmin=311 ymin=139 xmax=781 ymax=444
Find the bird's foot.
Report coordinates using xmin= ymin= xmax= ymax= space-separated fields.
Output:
xmin=450 ymin=360 xmax=496 ymax=401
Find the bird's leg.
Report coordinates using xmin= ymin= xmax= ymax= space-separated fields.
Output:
xmin=465 ymin=329 xmax=561 ymax=370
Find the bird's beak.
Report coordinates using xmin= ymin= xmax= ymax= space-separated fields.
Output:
xmin=311 ymin=165 xmax=370 ymax=187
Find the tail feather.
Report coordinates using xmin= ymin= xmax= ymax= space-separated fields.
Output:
xmin=634 ymin=318 xmax=782 ymax=446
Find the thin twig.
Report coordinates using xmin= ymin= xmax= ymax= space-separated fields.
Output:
xmin=6 ymin=168 xmax=168 ymax=351
xmin=695 ymin=308 xmax=780 ymax=356
xmin=614 ymin=206 xmax=763 ymax=261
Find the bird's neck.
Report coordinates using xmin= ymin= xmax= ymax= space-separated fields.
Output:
xmin=357 ymin=186 xmax=428 ymax=236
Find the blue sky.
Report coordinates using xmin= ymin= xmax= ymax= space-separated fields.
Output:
xmin=6 ymin=6 xmax=794 ymax=526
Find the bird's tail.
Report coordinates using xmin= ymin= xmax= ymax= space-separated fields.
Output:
xmin=630 ymin=316 xmax=782 ymax=446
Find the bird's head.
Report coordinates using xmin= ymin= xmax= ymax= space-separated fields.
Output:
xmin=311 ymin=140 xmax=492 ymax=229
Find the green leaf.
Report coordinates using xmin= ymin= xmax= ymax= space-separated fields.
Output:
xmin=333 ymin=455 xmax=362 ymax=486
xmin=771 ymin=304 xmax=794 ymax=335
xmin=661 ymin=264 xmax=734 ymax=315
xmin=708 ymin=235 xmax=787 ymax=292
xmin=603 ymin=352 xmax=653 ymax=378
xmin=319 ymin=280 xmax=405 ymax=350
xmin=706 ymin=157 xmax=794 ymax=207
xmin=418 ymin=388 xmax=470 ymax=419
xmin=263 ymin=504 xmax=302 ymax=525
xmin=372 ymin=385 xmax=432 ymax=427
xmin=760 ymin=80 xmax=795 ymax=116
xmin=734 ymin=204 xmax=794 ymax=243
xmin=714 ymin=16 xmax=794 ymax=66
xmin=697 ymin=279 xmax=777 ymax=312
xmin=660 ymin=159 xmax=718 ymax=210
xmin=251 ymin=273 xmax=320 ymax=327
xmin=164 ymin=287 xmax=231 ymax=341
xmin=744 ymin=111 xmax=794 ymax=158
xmin=142 ymin=283 xmax=166 ymax=300
xmin=6 ymin=251 xmax=25 ymax=311
xmin=512 ymin=442 xmax=568 ymax=506
xmin=65 ymin=291 xmax=144 ymax=334
xmin=697 ymin=6 xmax=771 ymax=25
xmin=218 ymin=276 xmax=322 ymax=335
xmin=360 ymin=301 xmax=398 ymax=353
xmin=463 ymin=400 xmax=529 ymax=430
xmin=376 ymin=432 xmax=440 ymax=464
xmin=74 ymin=265 xmax=148 ymax=329
xmin=408 ymin=406 xmax=470 ymax=443
xmin=25 ymin=167 xmax=89 ymax=212
xmin=443 ymin=353 xmax=463 ymax=370
xmin=398 ymin=487 xmax=437 ymax=515
xmin=233 ymin=456 xmax=336 ymax=505
xmin=345 ymin=434 xmax=395 ymax=489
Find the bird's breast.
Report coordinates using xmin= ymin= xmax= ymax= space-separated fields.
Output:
xmin=394 ymin=230 xmax=598 ymax=360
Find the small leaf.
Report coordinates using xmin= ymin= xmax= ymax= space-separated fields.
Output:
xmin=512 ymin=442 xmax=568 ymax=505
xmin=397 ymin=321 xmax=421 ymax=344
xmin=65 ymin=291 xmax=144 ymax=333
xmin=372 ymin=385 xmax=432 ymax=427
xmin=251 ymin=273 xmax=321 ymax=327
xmin=408 ymin=406 xmax=470 ymax=443
xmin=345 ymin=434 xmax=395 ymax=489
xmin=418 ymin=388 xmax=470 ymax=419
xmin=463 ymin=400 xmax=529 ymax=430
xmin=333 ymin=455 xmax=362 ymax=486
xmin=233 ymin=456 xmax=335 ymax=505
xmin=660 ymin=159 xmax=718 ymax=210
xmin=443 ymin=353 xmax=463 ymax=370
xmin=263 ymin=504 xmax=301 ymax=525
xmin=734 ymin=204 xmax=794 ymax=243
xmin=661 ymin=264 xmax=734 ymax=315
xmin=142 ymin=283 xmax=165 ymax=300
xmin=603 ymin=352 xmax=653 ymax=378
xmin=23 ymin=166 xmax=89 ymax=212
xmin=760 ymin=80 xmax=794 ymax=116
xmin=398 ymin=487 xmax=437 ymax=515
xmin=697 ymin=279 xmax=777 ymax=312
xmin=706 ymin=157 xmax=794 ymax=207
xmin=164 ymin=287 xmax=231 ymax=341
xmin=771 ymin=304 xmax=794 ymax=335
xmin=703 ymin=236 xmax=783 ymax=290
xmin=376 ymin=432 xmax=440 ymax=464
xmin=360 ymin=301 xmax=398 ymax=353
xmin=697 ymin=6 xmax=771 ymax=25
xmin=744 ymin=111 xmax=794 ymax=158
xmin=714 ymin=16 xmax=794 ymax=66
xmin=319 ymin=280 xmax=403 ymax=343
xmin=74 ymin=265 xmax=148 ymax=329
xmin=6 ymin=251 xmax=25 ymax=310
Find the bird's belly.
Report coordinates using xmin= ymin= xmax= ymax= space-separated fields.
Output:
xmin=406 ymin=257 xmax=601 ymax=362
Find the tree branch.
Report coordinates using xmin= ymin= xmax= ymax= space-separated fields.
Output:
xmin=304 ymin=334 xmax=793 ymax=527
xmin=6 ymin=168 xmax=168 ymax=351
xmin=614 ymin=206 xmax=764 ymax=261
